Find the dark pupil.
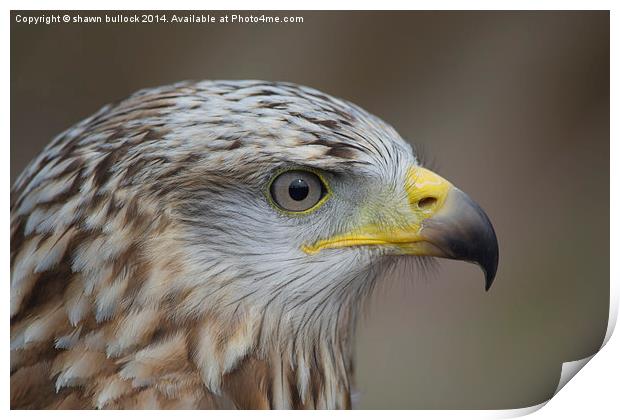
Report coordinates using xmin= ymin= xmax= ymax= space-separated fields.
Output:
xmin=289 ymin=178 xmax=309 ymax=201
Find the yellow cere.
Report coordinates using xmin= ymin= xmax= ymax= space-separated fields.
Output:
xmin=405 ymin=166 xmax=451 ymax=215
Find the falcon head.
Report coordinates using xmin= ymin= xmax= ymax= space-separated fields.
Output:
xmin=11 ymin=80 xmax=498 ymax=409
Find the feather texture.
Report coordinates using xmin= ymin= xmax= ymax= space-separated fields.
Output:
xmin=11 ymin=80 xmax=416 ymax=409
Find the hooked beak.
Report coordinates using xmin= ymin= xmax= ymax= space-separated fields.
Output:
xmin=302 ymin=167 xmax=499 ymax=290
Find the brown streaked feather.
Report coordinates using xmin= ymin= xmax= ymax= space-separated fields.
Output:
xmin=222 ymin=356 xmax=273 ymax=409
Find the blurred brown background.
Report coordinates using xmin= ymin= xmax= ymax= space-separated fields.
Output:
xmin=10 ymin=11 xmax=609 ymax=409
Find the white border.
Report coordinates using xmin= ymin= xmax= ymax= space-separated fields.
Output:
xmin=3 ymin=1 xmax=616 ymax=418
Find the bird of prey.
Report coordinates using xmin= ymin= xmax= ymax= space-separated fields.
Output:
xmin=10 ymin=80 xmax=498 ymax=409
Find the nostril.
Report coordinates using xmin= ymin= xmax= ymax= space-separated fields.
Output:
xmin=417 ymin=197 xmax=437 ymax=209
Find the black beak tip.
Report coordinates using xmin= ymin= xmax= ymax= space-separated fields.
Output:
xmin=484 ymin=272 xmax=494 ymax=292
xmin=470 ymin=198 xmax=499 ymax=292
xmin=482 ymin=242 xmax=499 ymax=292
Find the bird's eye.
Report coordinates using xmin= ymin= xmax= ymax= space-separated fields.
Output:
xmin=269 ymin=170 xmax=329 ymax=213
